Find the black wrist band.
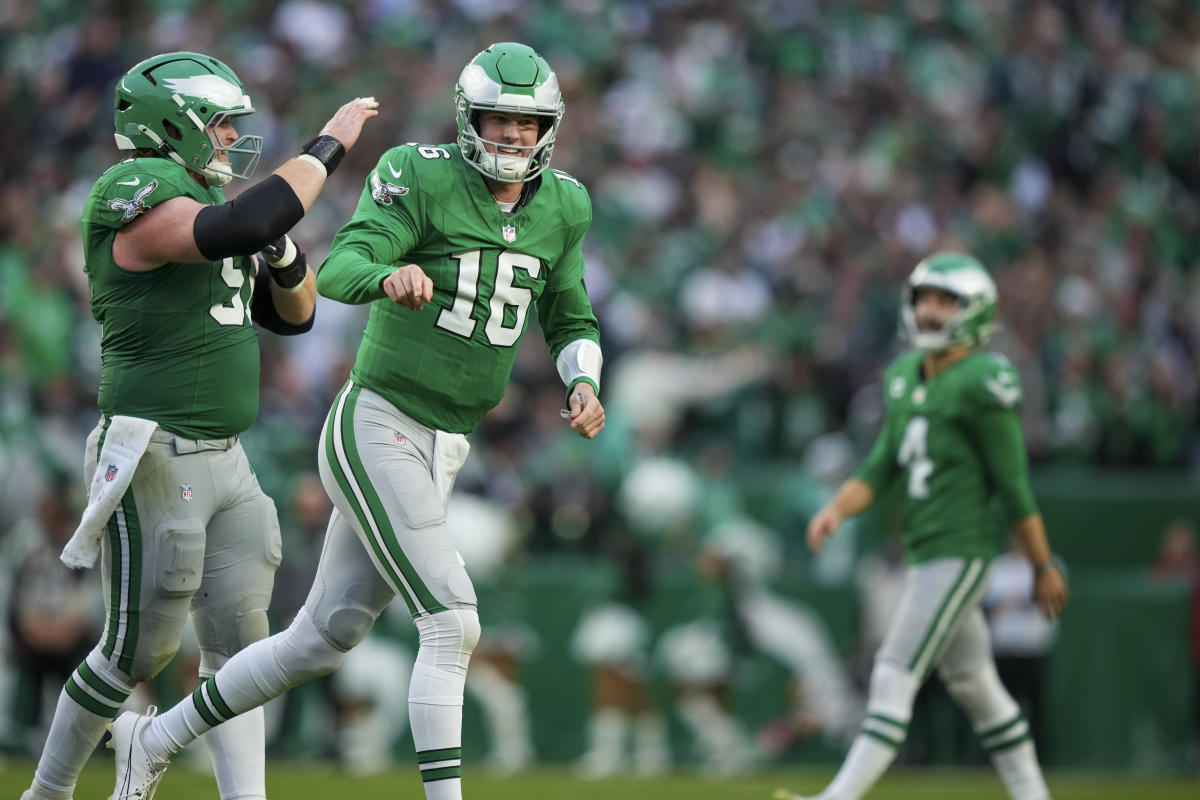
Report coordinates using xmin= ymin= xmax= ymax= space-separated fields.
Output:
xmin=300 ymin=135 xmax=346 ymax=175
xmin=267 ymin=251 xmax=307 ymax=289
xmin=1033 ymin=560 xmax=1053 ymax=575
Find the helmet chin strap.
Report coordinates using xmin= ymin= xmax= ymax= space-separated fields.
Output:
xmin=480 ymin=150 xmax=533 ymax=182
xmin=202 ymin=160 xmax=234 ymax=187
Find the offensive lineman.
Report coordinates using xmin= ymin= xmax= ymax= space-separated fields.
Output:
xmin=776 ymin=253 xmax=1070 ymax=800
xmin=21 ymin=52 xmax=376 ymax=800
xmin=106 ymin=42 xmax=604 ymax=800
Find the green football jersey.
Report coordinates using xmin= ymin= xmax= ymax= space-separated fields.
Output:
xmin=82 ymin=157 xmax=260 ymax=438
xmin=317 ymin=144 xmax=600 ymax=433
xmin=856 ymin=350 xmax=1038 ymax=564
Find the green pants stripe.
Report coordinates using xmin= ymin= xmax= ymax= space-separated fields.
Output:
xmin=908 ymin=557 xmax=983 ymax=676
xmin=102 ymin=491 xmax=143 ymax=677
xmin=325 ymin=381 xmax=445 ymax=616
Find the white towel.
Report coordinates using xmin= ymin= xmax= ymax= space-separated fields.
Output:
xmin=61 ymin=415 xmax=158 ymax=569
xmin=432 ymin=430 xmax=470 ymax=508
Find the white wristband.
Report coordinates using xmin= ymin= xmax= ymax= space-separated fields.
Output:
xmin=298 ymin=153 xmax=328 ymax=179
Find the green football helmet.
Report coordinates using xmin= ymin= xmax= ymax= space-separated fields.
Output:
xmin=454 ymin=42 xmax=564 ymax=183
xmin=113 ymin=51 xmax=261 ymax=187
xmin=900 ymin=252 xmax=998 ymax=352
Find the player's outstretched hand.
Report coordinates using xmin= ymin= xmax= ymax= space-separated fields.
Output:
xmin=319 ymin=96 xmax=379 ymax=152
xmin=566 ymin=383 xmax=605 ymax=439
xmin=1034 ymin=565 xmax=1069 ymax=621
xmin=382 ymin=264 xmax=434 ymax=310
xmin=806 ymin=506 xmax=842 ymax=554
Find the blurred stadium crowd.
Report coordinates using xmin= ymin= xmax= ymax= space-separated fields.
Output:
xmin=1 ymin=0 xmax=1199 ymax=772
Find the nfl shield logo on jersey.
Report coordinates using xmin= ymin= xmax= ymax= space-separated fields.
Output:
xmin=502 ymin=224 xmax=517 ymax=243
xmin=394 ymin=431 xmax=407 ymax=446
xmin=104 ymin=464 xmax=118 ymax=482
xmin=180 ymin=484 xmax=193 ymax=502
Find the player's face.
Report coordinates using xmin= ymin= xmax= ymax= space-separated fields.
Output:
xmin=477 ymin=111 xmax=540 ymax=156
xmin=913 ymin=286 xmax=962 ymax=333
xmin=207 ymin=117 xmax=239 ymax=162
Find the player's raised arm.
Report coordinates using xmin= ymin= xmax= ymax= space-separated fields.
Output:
xmin=110 ymin=61 xmax=376 ymax=272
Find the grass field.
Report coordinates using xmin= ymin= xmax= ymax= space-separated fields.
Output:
xmin=1 ymin=763 xmax=1196 ymax=800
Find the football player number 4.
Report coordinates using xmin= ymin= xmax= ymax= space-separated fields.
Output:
xmin=898 ymin=416 xmax=933 ymax=500
xmin=436 ymin=249 xmax=540 ymax=347
xmin=209 ymin=257 xmax=254 ymax=327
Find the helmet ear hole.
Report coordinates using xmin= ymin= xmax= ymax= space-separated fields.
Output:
xmin=117 ymin=99 xmax=131 ymax=111
xmin=162 ymin=120 xmax=183 ymax=141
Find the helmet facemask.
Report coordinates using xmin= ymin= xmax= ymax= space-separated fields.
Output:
xmin=456 ymin=97 xmax=559 ymax=183
xmin=198 ymin=109 xmax=261 ymax=186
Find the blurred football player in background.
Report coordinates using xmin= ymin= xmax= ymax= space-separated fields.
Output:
xmin=777 ymin=253 xmax=1070 ymax=800
xmin=21 ymin=51 xmax=375 ymax=800
xmin=106 ymin=42 xmax=604 ymax=800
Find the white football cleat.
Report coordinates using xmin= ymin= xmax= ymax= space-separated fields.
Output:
xmin=107 ymin=705 xmax=169 ymax=800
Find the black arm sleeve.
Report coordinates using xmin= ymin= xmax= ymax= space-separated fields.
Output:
xmin=193 ymin=175 xmax=305 ymax=260
xmin=250 ymin=257 xmax=315 ymax=336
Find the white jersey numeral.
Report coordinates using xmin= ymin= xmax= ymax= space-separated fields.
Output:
xmin=435 ymin=249 xmax=540 ymax=347
xmin=898 ymin=415 xmax=933 ymax=500
xmin=209 ymin=257 xmax=253 ymax=327
xmin=436 ymin=250 xmax=481 ymax=337
xmin=486 ymin=251 xmax=540 ymax=346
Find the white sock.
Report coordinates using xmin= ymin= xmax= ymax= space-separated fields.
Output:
xmin=991 ymin=739 xmax=1051 ymax=800
xmin=823 ymin=734 xmax=900 ymax=800
xmin=144 ymin=610 xmax=346 ymax=762
xmin=201 ymin=707 xmax=266 ymax=800
xmin=33 ymin=651 xmax=137 ymax=797
xmin=32 ymin=688 xmax=112 ymax=795
xmin=409 ymin=609 xmax=479 ymax=800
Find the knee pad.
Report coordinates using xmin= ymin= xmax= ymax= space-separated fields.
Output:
xmin=277 ymin=609 xmax=349 ymax=682
xmin=417 ymin=606 xmax=481 ymax=656
xmin=321 ymin=604 xmax=378 ymax=651
xmin=941 ymin=661 xmax=1019 ymax=730
xmin=414 ymin=607 xmax=481 ymax=679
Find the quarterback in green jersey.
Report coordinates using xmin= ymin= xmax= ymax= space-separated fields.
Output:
xmin=777 ymin=253 xmax=1069 ymax=800
xmin=106 ymin=43 xmax=604 ymax=800
xmin=22 ymin=52 xmax=377 ymax=800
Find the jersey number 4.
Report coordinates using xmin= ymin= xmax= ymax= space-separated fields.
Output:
xmin=436 ymin=249 xmax=539 ymax=347
xmin=898 ymin=416 xmax=933 ymax=500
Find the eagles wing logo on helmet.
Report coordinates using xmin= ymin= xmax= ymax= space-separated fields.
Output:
xmin=162 ymin=75 xmax=249 ymax=108
xmin=370 ymin=170 xmax=409 ymax=205
xmin=106 ymin=180 xmax=158 ymax=224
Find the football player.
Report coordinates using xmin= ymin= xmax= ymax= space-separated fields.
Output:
xmin=105 ymin=42 xmax=604 ymax=800
xmin=776 ymin=253 xmax=1069 ymax=800
xmin=20 ymin=51 xmax=375 ymax=800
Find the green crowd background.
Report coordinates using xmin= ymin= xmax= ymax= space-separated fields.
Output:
xmin=0 ymin=0 xmax=1197 ymax=780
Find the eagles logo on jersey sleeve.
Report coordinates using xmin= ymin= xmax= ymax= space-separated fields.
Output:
xmin=974 ymin=354 xmax=1023 ymax=412
xmin=105 ymin=179 xmax=159 ymax=223
xmin=91 ymin=158 xmax=204 ymax=230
